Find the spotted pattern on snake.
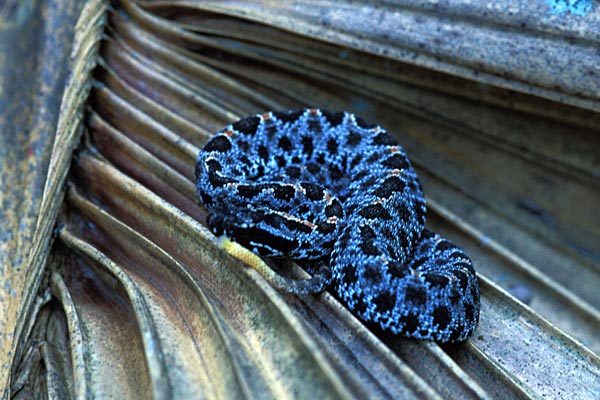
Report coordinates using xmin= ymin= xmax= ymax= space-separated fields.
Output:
xmin=195 ymin=108 xmax=480 ymax=342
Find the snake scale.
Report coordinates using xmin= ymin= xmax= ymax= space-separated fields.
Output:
xmin=195 ymin=108 xmax=480 ymax=342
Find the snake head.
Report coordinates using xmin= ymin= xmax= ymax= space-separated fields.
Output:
xmin=206 ymin=182 xmax=343 ymax=260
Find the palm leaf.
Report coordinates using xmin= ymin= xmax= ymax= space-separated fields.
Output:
xmin=2 ymin=0 xmax=599 ymax=398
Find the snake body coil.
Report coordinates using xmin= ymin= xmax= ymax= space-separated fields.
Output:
xmin=196 ymin=108 xmax=480 ymax=342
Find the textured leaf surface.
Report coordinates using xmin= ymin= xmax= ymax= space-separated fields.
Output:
xmin=3 ymin=0 xmax=600 ymax=398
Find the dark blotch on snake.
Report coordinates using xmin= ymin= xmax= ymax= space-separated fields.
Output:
xmin=307 ymin=163 xmax=320 ymax=174
xmin=374 ymin=177 xmax=405 ymax=198
xmin=276 ymin=155 xmax=286 ymax=167
xmin=401 ymin=313 xmax=420 ymax=334
xmin=272 ymin=185 xmax=295 ymax=201
xmin=355 ymin=116 xmax=377 ymax=130
xmin=301 ymin=136 xmax=314 ymax=158
xmin=432 ymin=306 xmax=451 ymax=330
xmin=374 ymin=292 xmax=396 ymax=311
xmin=258 ymin=145 xmax=269 ymax=162
xmin=373 ymin=132 xmax=396 ymax=146
xmin=273 ymin=109 xmax=304 ymax=123
xmin=346 ymin=130 xmax=362 ymax=147
xmin=321 ymin=110 xmax=345 ymax=127
xmin=231 ymin=115 xmax=260 ymax=134
xmin=308 ymin=118 xmax=323 ymax=134
xmin=325 ymin=201 xmax=343 ymax=218
xmin=358 ymin=203 xmax=392 ymax=220
xmin=285 ymin=166 xmax=302 ymax=179
xmin=278 ymin=136 xmax=293 ymax=151
xmin=204 ymin=135 xmax=232 ymax=152
xmin=316 ymin=153 xmax=326 ymax=164
xmin=327 ymin=138 xmax=338 ymax=154
xmin=405 ymin=284 xmax=427 ymax=304
xmin=424 ymin=274 xmax=450 ymax=289
xmin=301 ymin=183 xmax=324 ymax=201
xmin=387 ymin=261 xmax=411 ymax=279
xmin=350 ymin=154 xmax=362 ymax=169
xmin=237 ymin=185 xmax=261 ymax=198
xmin=317 ymin=222 xmax=336 ymax=234
xmin=364 ymin=264 xmax=383 ymax=284
xmin=359 ymin=225 xmax=381 ymax=256
xmin=382 ymin=153 xmax=409 ymax=170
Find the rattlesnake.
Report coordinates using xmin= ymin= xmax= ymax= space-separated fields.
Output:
xmin=195 ymin=108 xmax=480 ymax=342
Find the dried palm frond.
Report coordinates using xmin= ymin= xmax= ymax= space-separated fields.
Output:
xmin=2 ymin=0 xmax=600 ymax=398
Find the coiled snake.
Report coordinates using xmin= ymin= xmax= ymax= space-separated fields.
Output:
xmin=196 ymin=108 xmax=480 ymax=342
